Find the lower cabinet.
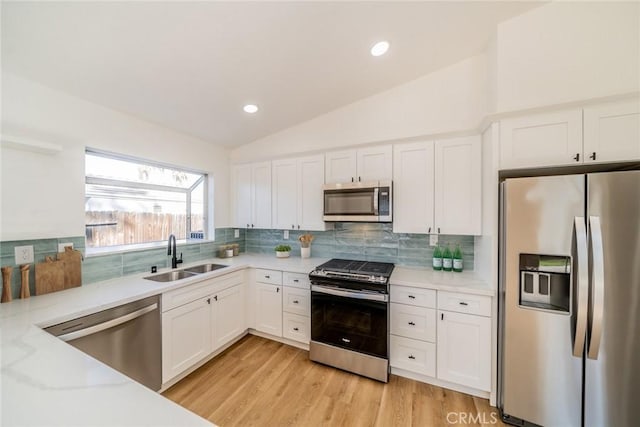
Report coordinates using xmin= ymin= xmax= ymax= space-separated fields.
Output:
xmin=437 ymin=309 xmax=491 ymax=391
xmin=212 ymin=284 xmax=246 ymax=350
xmin=162 ymin=296 xmax=213 ymax=383
xmin=390 ymin=335 xmax=436 ymax=377
xmin=255 ymin=282 xmax=282 ymax=336
xmin=282 ymin=312 xmax=310 ymax=343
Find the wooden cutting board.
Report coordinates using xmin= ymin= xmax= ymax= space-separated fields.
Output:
xmin=35 ymin=256 xmax=65 ymax=295
xmin=57 ymin=246 xmax=82 ymax=289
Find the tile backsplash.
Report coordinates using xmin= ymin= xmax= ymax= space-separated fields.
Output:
xmin=246 ymin=223 xmax=474 ymax=269
xmin=1 ymin=224 xmax=473 ymax=299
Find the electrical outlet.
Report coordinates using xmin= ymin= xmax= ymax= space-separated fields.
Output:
xmin=14 ymin=245 xmax=34 ymax=264
xmin=58 ymin=242 xmax=74 ymax=252
xmin=429 ymin=234 xmax=439 ymax=247
xmin=234 ymin=229 xmax=240 ymax=238
xmin=283 ymin=230 xmax=289 ymax=240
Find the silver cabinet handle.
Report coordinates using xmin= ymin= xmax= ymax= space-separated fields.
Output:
xmin=587 ymin=216 xmax=604 ymax=359
xmin=57 ymin=303 xmax=158 ymax=342
xmin=572 ymin=217 xmax=589 ymax=358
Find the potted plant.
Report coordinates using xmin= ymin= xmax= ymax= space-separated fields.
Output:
xmin=275 ymin=244 xmax=292 ymax=258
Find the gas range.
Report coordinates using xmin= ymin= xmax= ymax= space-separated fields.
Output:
xmin=309 ymin=259 xmax=395 ymax=287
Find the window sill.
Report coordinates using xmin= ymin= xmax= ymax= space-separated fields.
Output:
xmin=85 ymin=239 xmax=215 ymax=258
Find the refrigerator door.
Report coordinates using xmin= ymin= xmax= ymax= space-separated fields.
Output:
xmin=585 ymin=171 xmax=640 ymax=427
xmin=501 ymin=175 xmax=584 ymax=427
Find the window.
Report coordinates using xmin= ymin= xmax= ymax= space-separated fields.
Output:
xmin=85 ymin=150 xmax=208 ymax=249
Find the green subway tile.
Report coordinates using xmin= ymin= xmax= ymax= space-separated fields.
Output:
xmin=122 ymin=248 xmax=166 ymax=265
xmin=365 ymin=246 xmax=398 ymax=257
xmin=83 ymin=267 xmax=123 ymax=284
xmin=83 ymin=254 xmax=123 ymax=271
xmin=0 ymin=239 xmax=57 ymax=257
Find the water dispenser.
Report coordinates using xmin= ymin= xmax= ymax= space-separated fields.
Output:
xmin=519 ymin=254 xmax=571 ymax=313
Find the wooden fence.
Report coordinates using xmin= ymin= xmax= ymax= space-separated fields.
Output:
xmin=86 ymin=211 xmax=204 ymax=247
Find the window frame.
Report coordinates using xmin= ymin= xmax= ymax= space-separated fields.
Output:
xmin=85 ymin=148 xmax=209 ymax=249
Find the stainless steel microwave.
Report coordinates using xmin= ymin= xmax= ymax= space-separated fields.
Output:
xmin=323 ymin=180 xmax=392 ymax=222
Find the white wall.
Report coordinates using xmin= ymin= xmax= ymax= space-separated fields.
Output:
xmin=231 ymin=54 xmax=488 ymax=162
xmin=1 ymin=73 xmax=230 ymax=241
xmin=494 ymin=1 xmax=640 ymax=113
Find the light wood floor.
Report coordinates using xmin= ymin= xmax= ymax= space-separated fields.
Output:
xmin=163 ymin=335 xmax=505 ymax=427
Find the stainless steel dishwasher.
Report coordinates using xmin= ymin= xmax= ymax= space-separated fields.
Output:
xmin=45 ymin=294 xmax=162 ymax=391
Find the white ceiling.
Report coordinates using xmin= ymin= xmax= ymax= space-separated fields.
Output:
xmin=1 ymin=1 xmax=541 ymax=147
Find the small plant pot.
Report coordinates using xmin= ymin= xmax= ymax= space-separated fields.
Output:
xmin=276 ymin=251 xmax=290 ymax=258
xmin=300 ymin=247 xmax=311 ymax=259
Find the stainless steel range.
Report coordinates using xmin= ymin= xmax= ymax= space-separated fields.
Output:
xmin=309 ymin=258 xmax=394 ymax=382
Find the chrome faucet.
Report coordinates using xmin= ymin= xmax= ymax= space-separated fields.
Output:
xmin=168 ymin=234 xmax=183 ymax=269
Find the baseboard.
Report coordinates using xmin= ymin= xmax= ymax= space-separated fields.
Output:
xmin=391 ymin=367 xmax=491 ymax=400
xmin=248 ymin=329 xmax=310 ymax=351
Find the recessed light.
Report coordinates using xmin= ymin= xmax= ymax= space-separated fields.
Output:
xmin=243 ymin=104 xmax=258 ymax=114
xmin=370 ymin=41 xmax=390 ymax=57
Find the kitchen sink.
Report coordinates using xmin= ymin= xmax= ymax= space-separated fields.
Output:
xmin=183 ymin=263 xmax=228 ymax=274
xmin=144 ymin=270 xmax=199 ymax=282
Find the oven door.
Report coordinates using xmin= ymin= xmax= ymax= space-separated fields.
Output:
xmin=311 ymin=284 xmax=388 ymax=359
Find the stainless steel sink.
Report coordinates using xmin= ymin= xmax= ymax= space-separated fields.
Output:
xmin=144 ymin=270 xmax=199 ymax=282
xmin=183 ymin=263 xmax=228 ymax=274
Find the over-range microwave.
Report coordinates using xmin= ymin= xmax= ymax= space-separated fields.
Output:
xmin=323 ymin=180 xmax=392 ymax=222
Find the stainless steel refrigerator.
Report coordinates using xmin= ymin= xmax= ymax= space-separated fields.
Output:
xmin=498 ymin=171 xmax=640 ymax=426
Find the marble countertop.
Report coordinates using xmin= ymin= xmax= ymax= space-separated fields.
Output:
xmin=1 ymin=253 xmax=491 ymax=426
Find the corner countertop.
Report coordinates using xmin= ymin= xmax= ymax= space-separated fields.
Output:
xmin=391 ymin=266 xmax=494 ymax=296
xmin=0 ymin=254 xmax=328 ymax=427
xmin=1 ymin=253 xmax=490 ymax=426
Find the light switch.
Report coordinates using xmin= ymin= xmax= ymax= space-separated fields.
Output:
xmin=429 ymin=234 xmax=438 ymax=247
xmin=284 ymin=230 xmax=289 ymax=240
xmin=234 ymin=229 xmax=240 ymax=238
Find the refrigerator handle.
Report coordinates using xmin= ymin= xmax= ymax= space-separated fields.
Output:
xmin=572 ymin=217 xmax=589 ymax=358
xmin=587 ymin=216 xmax=605 ymax=360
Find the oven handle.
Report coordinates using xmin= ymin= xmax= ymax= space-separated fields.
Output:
xmin=311 ymin=284 xmax=388 ymax=302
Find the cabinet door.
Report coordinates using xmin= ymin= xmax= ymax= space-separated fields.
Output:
xmin=437 ymin=310 xmax=491 ymax=391
xmin=252 ymin=161 xmax=272 ymax=229
xmin=392 ymin=141 xmax=434 ymax=234
xmin=390 ymin=335 xmax=436 ymax=377
xmin=212 ymin=284 xmax=246 ymax=350
xmin=325 ymin=149 xmax=357 ymax=184
xmin=162 ymin=297 xmax=212 ymax=383
xmin=255 ymin=283 xmax=282 ymax=336
xmin=390 ymin=303 xmax=436 ymax=342
xmin=282 ymin=312 xmax=310 ymax=344
xmin=232 ymin=164 xmax=252 ymax=228
xmin=500 ymin=109 xmax=583 ymax=169
xmin=283 ymin=286 xmax=310 ymax=316
xmin=584 ymin=99 xmax=640 ymax=163
xmin=357 ymin=145 xmax=393 ymax=182
xmin=271 ymin=158 xmax=298 ymax=230
xmin=434 ymin=136 xmax=482 ymax=235
xmin=297 ymin=155 xmax=326 ymax=231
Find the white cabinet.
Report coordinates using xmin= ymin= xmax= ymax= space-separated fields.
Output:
xmin=434 ymin=136 xmax=482 ymax=235
xmin=393 ymin=136 xmax=481 ymax=235
xmin=436 ymin=292 xmax=491 ymax=392
xmin=283 ymin=286 xmax=310 ymax=316
xmin=583 ymin=99 xmax=640 ymax=163
xmin=282 ymin=273 xmax=311 ymax=345
xmin=282 ymin=312 xmax=310 ymax=343
xmin=231 ymin=161 xmax=271 ymax=228
xmin=390 ymin=335 xmax=436 ymax=377
xmin=211 ymin=284 xmax=245 ymax=349
xmin=255 ymin=282 xmax=282 ymax=336
xmin=272 ymin=155 xmax=325 ymax=231
xmin=162 ymin=297 xmax=212 ymax=383
xmin=325 ymin=145 xmax=392 ymax=184
xmin=392 ymin=141 xmax=434 ymax=234
xmin=499 ymin=109 xmax=583 ymax=169
xmin=390 ymin=303 xmax=436 ymax=342
xmin=500 ymin=99 xmax=640 ymax=169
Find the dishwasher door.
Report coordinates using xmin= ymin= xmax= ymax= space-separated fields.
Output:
xmin=45 ymin=294 xmax=162 ymax=391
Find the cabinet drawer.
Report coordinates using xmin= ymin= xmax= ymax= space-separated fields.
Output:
xmin=437 ymin=291 xmax=491 ymax=317
xmin=390 ymin=335 xmax=435 ymax=377
xmin=390 ymin=285 xmax=436 ymax=308
xmin=255 ymin=269 xmax=282 ymax=285
xmin=162 ymin=271 xmax=243 ymax=312
xmin=282 ymin=312 xmax=310 ymax=344
xmin=283 ymin=272 xmax=310 ymax=289
xmin=390 ymin=303 xmax=436 ymax=342
xmin=283 ymin=287 xmax=310 ymax=316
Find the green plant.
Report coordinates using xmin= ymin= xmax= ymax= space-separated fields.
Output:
xmin=275 ymin=244 xmax=291 ymax=252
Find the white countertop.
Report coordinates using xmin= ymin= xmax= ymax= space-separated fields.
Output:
xmin=390 ymin=266 xmax=494 ymax=296
xmin=1 ymin=254 xmax=491 ymax=426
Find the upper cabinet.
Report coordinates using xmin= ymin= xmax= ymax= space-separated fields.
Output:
xmin=325 ymin=145 xmax=392 ymax=184
xmin=393 ymin=136 xmax=481 ymax=235
xmin=583 ymin=99 xmax=640 ymax=164
xmin=500 ymin=99 xmax=640 ymax=170
xmin=231 ymin=161 xmax=272 ymax=229
xmin=272 ymin=154 xmax=326 ymax=231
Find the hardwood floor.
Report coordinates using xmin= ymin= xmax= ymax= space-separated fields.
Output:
xmin=163 ymin=335 xmax=504 ymax=426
